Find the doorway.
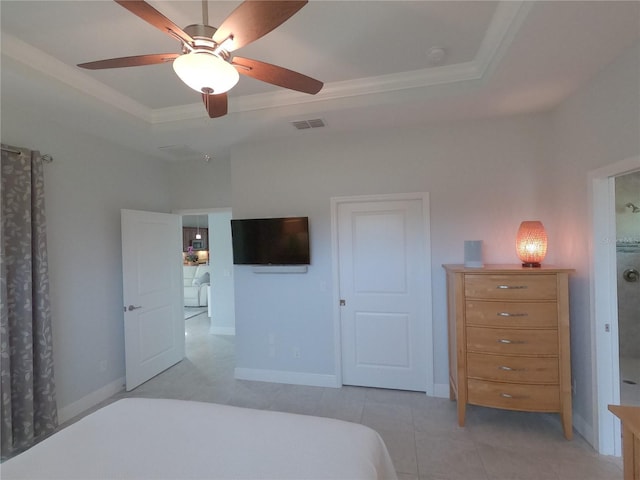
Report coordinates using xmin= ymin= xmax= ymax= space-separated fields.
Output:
xmin=182 ymin=213 xmax=210 ymax=325
xmin=331 ymin=193 xmax=433 ymax=394
xmin=591 ymin=156 xmax=640 ymax=456
xmin=614 ymin=171 xmax=640 ymax=407
xmin=176 ymin=208 xmax=236 ymax=339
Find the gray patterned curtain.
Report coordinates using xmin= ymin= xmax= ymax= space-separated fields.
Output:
xmin=1 ymin=145 xmax=57 ymax=459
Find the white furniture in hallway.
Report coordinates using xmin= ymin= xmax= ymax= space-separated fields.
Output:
xmin=183 ymin=265 xmax=209 ymax=307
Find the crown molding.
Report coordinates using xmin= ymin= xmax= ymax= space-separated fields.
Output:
xmin=150 ymin=60 xmax=483 ymax=123
xmin=475 ymin=0 xmax=534 ymax=79
xmin=1 ymin=32 xmax=153 ymax=122
xmin=3 ymin=1 xmax=530 ymax=125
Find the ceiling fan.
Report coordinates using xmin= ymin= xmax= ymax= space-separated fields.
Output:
xmin=78 ymin=0 xmax=323 ymax=118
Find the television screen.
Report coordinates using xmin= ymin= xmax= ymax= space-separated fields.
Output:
xmin=231 ymin=217 xmax=310 ymax=265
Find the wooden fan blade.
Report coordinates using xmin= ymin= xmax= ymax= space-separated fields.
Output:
xmin=232 ymin=57 xmax=322 ymax=94
xmin=78 ymin=53 xmax=179 ymax=70
xmin=202 ymin=92 xmax=228 ymax=118
xmin=114 ymin=1 xmax=194 ymax=46
xmin=213 ymin=1 xmax=307 ymax=52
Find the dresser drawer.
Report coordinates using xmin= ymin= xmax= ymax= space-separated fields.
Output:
xmin=465 ymin=274 xmax=557 ymax=300
xmin=466 ymin=326 xmax=558 ymax=355
xmin=466 ymin=301 xmax=557 ymax=328
xmin=467 ymin=352 xmax=559 ymax=384
xmin=468 ymin=379 xmax=560 ymax=412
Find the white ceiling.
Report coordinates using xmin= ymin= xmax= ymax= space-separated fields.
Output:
xmin=1 ymin=1 xmax=639 ymax=162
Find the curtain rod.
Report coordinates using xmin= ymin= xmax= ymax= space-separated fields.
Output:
xmin=1 ymin=146 xmax=53 ymax=163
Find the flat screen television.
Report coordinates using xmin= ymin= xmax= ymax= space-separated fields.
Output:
xmin=231 ymin=217 xmax=310 ymax=265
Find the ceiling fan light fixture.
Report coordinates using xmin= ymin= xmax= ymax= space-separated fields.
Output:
xmin=173 ymin=52 xmax=239 ymax=94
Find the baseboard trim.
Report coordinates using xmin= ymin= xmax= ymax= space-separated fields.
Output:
xmin=573 ymin=410 xmax=595 ymax=448
xmin=209 ymin=326 xmax=235 ymax=335
xmin=433 ymin=382 xmax=450 ymax=398
xmin=234 ymin=368 xmax=339 ymax=388
xmin=57 ymin=377 xmax=125 ymax=424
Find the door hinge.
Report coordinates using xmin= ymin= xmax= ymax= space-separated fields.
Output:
xmin=605 ymin=323 xmax=610 ymax=333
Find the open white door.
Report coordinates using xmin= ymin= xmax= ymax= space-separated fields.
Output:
xmin=121 ymin=209 xmax=184 ymax=391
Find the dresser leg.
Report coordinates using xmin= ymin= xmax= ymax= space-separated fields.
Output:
xmin=620 ymin=424 xmax=634 ymax=480
xmin=458 ymin=401 xmax=466 ymax=426
xmin=561 ymin=410 xmax=573 ymax=440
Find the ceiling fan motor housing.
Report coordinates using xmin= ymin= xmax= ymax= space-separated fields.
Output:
xmin=184 ymin=24 xmax=217 ymax=42
xmin=182 ymin=24 xmax=222 ymax=53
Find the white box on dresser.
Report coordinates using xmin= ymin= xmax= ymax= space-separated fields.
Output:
xmin=443 ymin=264 xmax=575 ymax=439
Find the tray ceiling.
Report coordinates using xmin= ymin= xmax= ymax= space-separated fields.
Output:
xmin=1 ymin=1 xmax=638 ymax=160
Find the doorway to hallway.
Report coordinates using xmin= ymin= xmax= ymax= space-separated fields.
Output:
xmin=177 ymin=208 xmax=236 ymax=338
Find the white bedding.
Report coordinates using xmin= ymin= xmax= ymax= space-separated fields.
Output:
xmin=1 ymin=398 xmax=397 ymax=479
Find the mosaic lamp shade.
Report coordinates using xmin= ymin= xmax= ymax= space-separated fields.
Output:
xmin=516 ymin=221 xmax=547 ymax=267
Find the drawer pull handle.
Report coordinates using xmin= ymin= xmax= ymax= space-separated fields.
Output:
xmin=498 ymin=366 xmax=516 ymax=371
xmin=497 ymin=285 xmax=527 ymax=289
xmin=497 ymin=312 xmax=528 ymax=317
xmin=500 ymin=393 xmax=513 ymax=398
xmin=498 ymin=339 xmax=525 ymax=344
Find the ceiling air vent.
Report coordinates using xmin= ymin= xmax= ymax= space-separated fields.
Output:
xmin=158 ymin=144 xmax=206 ymax=161
xmin=291 ymin=118 xmax=326 ymax=130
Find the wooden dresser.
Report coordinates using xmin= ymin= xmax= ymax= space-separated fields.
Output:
xmin=609 ymin=405 xmax=640 ymax=480
xmin=443 ymin=264 xmax=575 ymax=439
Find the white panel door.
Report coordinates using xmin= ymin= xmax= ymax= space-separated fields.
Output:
xmin=121 ymin=209 xmax=184 ymax=391
xmin=338 ymin=196 xmax=430 ymax=391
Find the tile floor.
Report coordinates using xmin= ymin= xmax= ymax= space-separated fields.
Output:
xmin=106 ymin=313 xmax=623 ymax=480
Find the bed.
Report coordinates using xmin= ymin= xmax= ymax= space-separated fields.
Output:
xmin=1 ymin=398 xmax=397 ymax=479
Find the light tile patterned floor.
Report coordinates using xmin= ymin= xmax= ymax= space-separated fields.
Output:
xmin=106 ymin=314 xmax=623 ymax=480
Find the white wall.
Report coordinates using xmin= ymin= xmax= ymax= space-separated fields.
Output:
xmin=208 ymin=210 xmax=236 ymax=335
xmin=550 ymin=41 xmax=640 ymax=439
xmin=1 ymin=111 xmax=173 ymax=418
xmin=168 ymin=156 xmax=232 ymax=209
xmin=230 ymin=114 xmax=554 ymax=386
